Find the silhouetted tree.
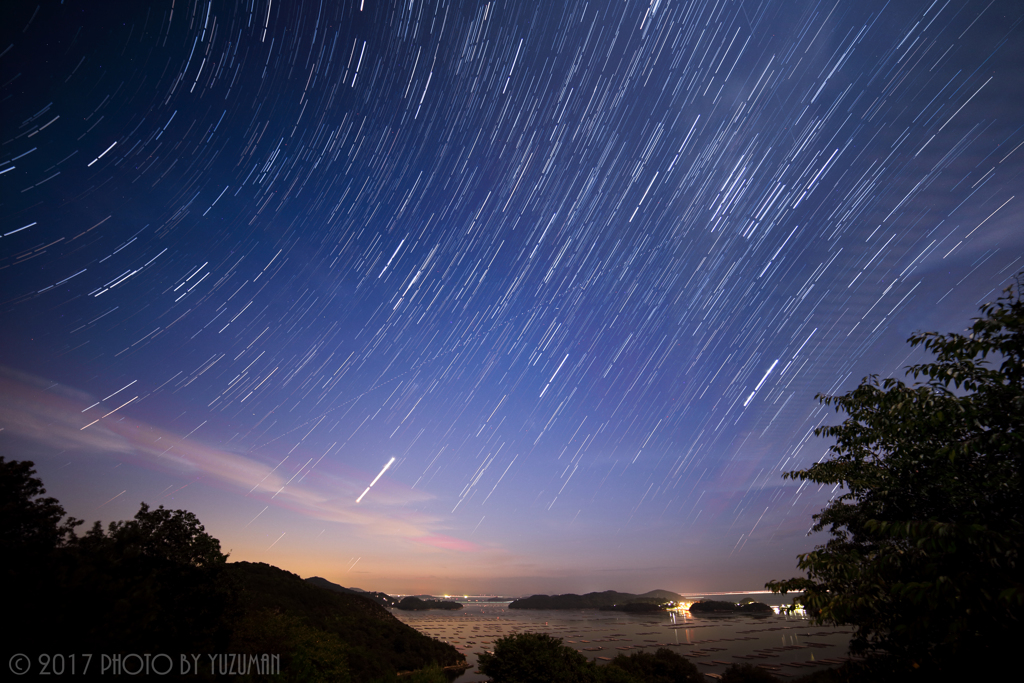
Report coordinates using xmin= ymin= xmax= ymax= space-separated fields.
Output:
xmin=0 ymin=457 xmax=79 ymax=555
xmin=2 ymin=458 xmax=83 ymax=653
xmin=767 ymin=276 xmax=1024 ymax=678
xmin=81 ymin=501 xmax=227 ymax=567
xmin=0 ymin=459 xmax=231 ymax=654
xmin=721 ymin=663 xmax=780 ymax=682
xmin=605 ymin=648 xmax=704 ymax=683
xmin=478 ymin=632 xmax=598 ymax=683
xmin=57 ymin=502 xmax=232 ymax=653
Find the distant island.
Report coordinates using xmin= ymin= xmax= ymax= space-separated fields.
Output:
xmin=509 ymin=589 xmax=683 ymax=610
xmin=689 ymin=599 xmax=773 ymax=614
xmin=396 ymin=596 xmax=465 ymax=611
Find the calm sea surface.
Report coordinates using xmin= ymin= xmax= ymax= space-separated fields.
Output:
xmin=392 ymin=596 xmax=853 ymax=681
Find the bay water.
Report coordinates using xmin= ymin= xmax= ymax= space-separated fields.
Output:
xmin=393 ymin=597 xmax=853 ymax=681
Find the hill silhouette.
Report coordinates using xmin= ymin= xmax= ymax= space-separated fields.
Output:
xmin=306 ymin=575 xmax=398 ymax=608
xmin=231 ymin=562 xmax=464 ymax=678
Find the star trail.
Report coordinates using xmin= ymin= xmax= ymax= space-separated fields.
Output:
xmin=1 ymin=0 xmax=1021 ymax=594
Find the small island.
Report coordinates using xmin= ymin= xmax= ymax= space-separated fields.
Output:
xmin=395 ymin=596 xmax=464 ymax=611
xmin=509 ymin=589 xmax=682 ymax=610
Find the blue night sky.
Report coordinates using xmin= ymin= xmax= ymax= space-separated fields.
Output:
xmin=1 ymin=0 xmax=1021 ymax=595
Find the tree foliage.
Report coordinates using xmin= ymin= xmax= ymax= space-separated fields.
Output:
xmin=604 ymin=648 xmax=703 ymax=683
xmin=477 ymin=633 xmax=704 ymax=683
xmin=76 ymin=501 xmax=228 ymax=568
xmin=0 ymin=457 xmax=80 ymax=556
xmin=477 ymin=632 xmax=599 ymax=683
xmin=2 ymin=460 xmax=232 ymax=655
xmin=720 ymin=662 xmax=780 ymax=682
xmin=767 ymin=277 xmax=1023 ymax=675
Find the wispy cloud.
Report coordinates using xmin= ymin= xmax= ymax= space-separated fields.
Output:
xmin=0 ymin=366 xmax=480 ymax=549
xmin=413 ymin=534 xmax=483 ymax=552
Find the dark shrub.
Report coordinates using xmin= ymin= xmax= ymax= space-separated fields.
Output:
xmin=605 ymin=648 xmax=703 ymax=683
xmin=477 ymin=632 xmax=597 ymax=683
xmin=721 ymin=662 xmax=780 ymax=682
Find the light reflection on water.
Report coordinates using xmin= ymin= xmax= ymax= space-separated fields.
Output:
xmin=392 ymin=601 xmax=853 ymax=681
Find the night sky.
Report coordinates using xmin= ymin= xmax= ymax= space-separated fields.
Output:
xmin=2 ymin=0 xmax=1021 ymax=595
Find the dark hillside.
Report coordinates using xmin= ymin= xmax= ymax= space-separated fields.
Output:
xmin=305 ymin=575 xmax=397 ymax=607
xmin=226 ymin=562 xmax=464 ymax=679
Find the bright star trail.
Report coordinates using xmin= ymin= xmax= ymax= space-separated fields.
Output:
xmin=357 ymin=456 xmax=396 ymax=502
xmin=1 ymin=0 xmax=1021 ymax=594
